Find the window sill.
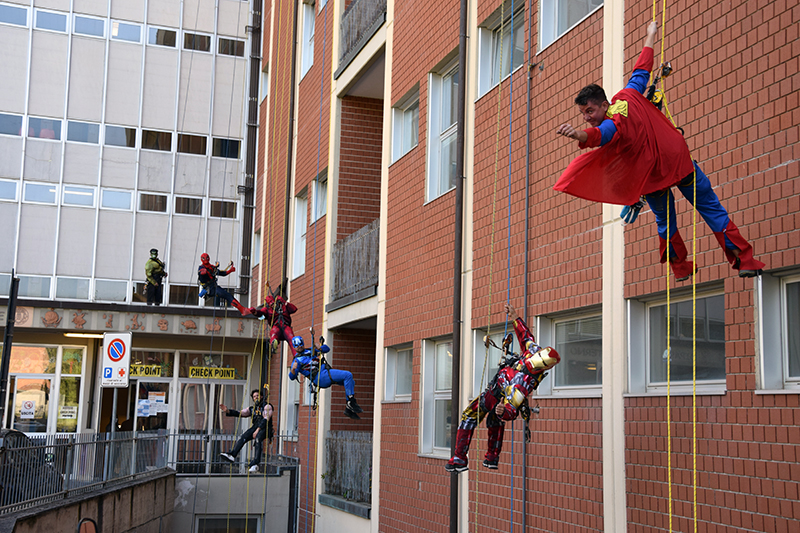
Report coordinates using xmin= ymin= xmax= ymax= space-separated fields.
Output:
xmin=318 ymin=493 xmax=371 ymax=519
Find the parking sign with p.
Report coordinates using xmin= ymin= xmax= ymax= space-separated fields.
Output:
xmin=102 ymin=333 xmax=131 ymax=388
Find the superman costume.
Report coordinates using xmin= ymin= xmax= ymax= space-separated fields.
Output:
xmin=555 ymin=46 xmax=764 ymax=278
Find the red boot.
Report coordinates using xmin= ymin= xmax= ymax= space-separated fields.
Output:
xmin=232 ymin=299 xmax=252 ymax=316
xmin=445 ymin=428 xmax=474 ymax=473
xmin=713 ymin=221 xmax=765 ymax=277
xmin=659 ymin=232 xmax=696 ymax=282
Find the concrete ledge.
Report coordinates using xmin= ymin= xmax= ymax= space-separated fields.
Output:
xmin=325 ymin=286 xmax=377 ymax=313
xmin=318 ymin=493 xmax=371 ymax=519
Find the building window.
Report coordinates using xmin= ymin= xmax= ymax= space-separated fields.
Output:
xmin=175 ymin=196 xmax=203 ymax=215
xmin=95 ymin=279 xmax=128 ymax=302
xmin=111 ymin=20 xmax=141 ymax=43
xmin=18 ymin=275 xmax=51 ymax=298
xmin=62 ymin=185 xmax=96 ymax=207
xmin=211 ymin=138 xmax=240 ymax=158
xmin=0 ymin=273 xmax=11 ymax=297
xmin=312 ymin=171 xmax=327 ymax=222
xmin=0 ymin=179 xmax=18 ymax=201
xmin=478 ymin=4 xmax=525 ymax=96
xmin=23 ymin=182 xmax=57 ymax=204
xmin=101 ymin=189 xmax=132 ymax=210
xmin=422 ymin=339 xmax=452 ymax=453
xmin=177 ymin=134 xmax=207 ymax=155
xmin=285 ymin=377 xmax=300 ymax=436
xmin=756 ymin=273 xmax=800 ymax=391
xmin=554 ymin=315 xmax=602 ymax=388
xmin=391 ymin=91 xmax=419 ymax=163
xmin=218 ymin=37 xmax=245 ymax=57
xmin=169 ymin=284 xmax=200 ymax=306
xmin=300 ymin=2 xmax=315 ymax=77
xmin=56 ymin=277 xmax=90 ymax=300
xmin=67 ymin=121 xmax=100 ymax=144
xmin=260 ymin=67 xmax=269 ymax=102
xmin=472 ymin=329 xmax=505 ymax=397
xmin=184 ymin=32 xmax=211 ymax=52
xmin=427 ymin=64 xmax=458 ymax=202
xmin=210 ymin=200 xmax=237 ymax=219
xmin=291 ymin=192 xmax=307 ymax=279
xmin=385 ymin=346 xmax=412 ymax=402
xmin=540 ymin=0 xmax=603 ymax=50
xmin=0 ymin=3 xmax=28 ymax=27
xmin=0 ymin=113 xmax=23 ymax=136
xmin=105 ymin=125 xmax=136 ymax=148
xmin=73 ymin=15 xmax=105 ymax=37
xmin=139 ymin=193 xmax=168 ymax=213
xmin=141 ymin=130 xmax=172 ymax=151
xmin=629 ymin=291 xmax=726 ymax=395
xmin=35 ymin=9 xmax=67 ymax=32
xmin=252 ymin=230 xmax=261 ymax=266
xmin=148 ymin=27 xmax=176 ymax=47
xmin=28 ymin=117 xmax=61 ymax=140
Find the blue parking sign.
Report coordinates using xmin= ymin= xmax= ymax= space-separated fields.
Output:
xmin=104 ymin=367 xmax=112 ymax=378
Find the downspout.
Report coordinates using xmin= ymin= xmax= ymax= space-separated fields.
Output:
xmin=449 ymin=0 xmax=468 ymax=530
xmin=281 ymin=0 xmax=301 ymax=286
xmin=522 ymin=0 xmax=533 ymax=528
xmin=241 ymin=0 xmax=265 ymax=308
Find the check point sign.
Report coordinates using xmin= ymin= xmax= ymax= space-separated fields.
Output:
xmin=102 ymin=333 xmax=132 ymax=388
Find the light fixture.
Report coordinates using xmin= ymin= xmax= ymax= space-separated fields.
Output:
xmin=64 ymin=332 xmax=104 ymax=339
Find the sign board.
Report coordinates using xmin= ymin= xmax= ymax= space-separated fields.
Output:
xmin=188 ymin=367 xmax=237 ymax=379
xmin=59 ymin=405 xmax=78 ymax=419
xmin=102 ymin=332 xmax=132 ymax=388
xmin=20 ymin=400 xmax=35 ymax=419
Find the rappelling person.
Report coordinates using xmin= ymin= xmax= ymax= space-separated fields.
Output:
xmin=197 ymin=252 xmax=251 ymax=316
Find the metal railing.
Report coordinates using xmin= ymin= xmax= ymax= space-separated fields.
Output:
xmin=323 ymin=430 xmax=371 ymax=503
xmin=338 ymin=0 xmax=387 ymax=74
xmin=330 ymin=219 xmax=379 ymax=303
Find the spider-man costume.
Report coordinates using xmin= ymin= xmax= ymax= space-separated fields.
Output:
xmin=250 ymin=294 xmax=298 ymax=355
xmin=197 ymin=253 xmax=251 ymax=316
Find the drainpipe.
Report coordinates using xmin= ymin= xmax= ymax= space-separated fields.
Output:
xmin=281 ymin=0 xmax=301 ymax=287
xmin=240 ymin=0 xmax=265 ymax=308
xmin=449 ymin=0 xmax=468 ymax=530
xmin=522 ymin=0 xmax=533 ymax=528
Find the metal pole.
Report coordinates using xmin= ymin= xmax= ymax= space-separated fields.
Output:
xmin=449 ymin=0 xmax=468 ymax=530
xmin=0 ymin=271 xmax=20 ymax=427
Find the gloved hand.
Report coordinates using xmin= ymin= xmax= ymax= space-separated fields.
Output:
xmin=525 ymin=426 xmax=531 ymax=443
xmin=226 ymin=265 xmax=236 ymax=274
xmin=620 ymin=199 xmax=644 ymax=225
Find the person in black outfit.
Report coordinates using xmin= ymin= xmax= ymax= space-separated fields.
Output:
xmin=219 ymin=388 xmax=273 ymax=473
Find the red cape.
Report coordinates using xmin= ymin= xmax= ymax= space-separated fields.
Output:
xmin=554 ymin=89 xmax=694 ymax=205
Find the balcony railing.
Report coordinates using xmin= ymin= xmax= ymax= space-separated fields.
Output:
xmin=329 ymin=219 xmax=379 ymax=307
xmin=323 ymin=430 xmax=371 ymax=503
xmin=336 ymin=0 xmax=387 ymax=77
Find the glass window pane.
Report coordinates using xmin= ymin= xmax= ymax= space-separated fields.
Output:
xmin=433 ymin=398 xmax=452 ymax=448
xmin=14 ymin=378 xmax=51 ymax=433
xmin=0 ymin=274 xmax=10 ymax=297
xmin=218 ymin=38 xmax=245 ymax=57
xmin=24 ymin=182 xmax=57 ymax=203
xmin=111 ymin=21 xmax=141 ymax=42
xmin=441 ymin=70 xmax=458 ymax=131
xmin=56 ymin=376 xmax=81 ymax=432
xmin=210 ymin=200 xmax=236 ymax=218
xmin=179 ymin=383 xmax=208 ymax=431
xmin=62 ymin=348 xmax=84 ymax=375
xmin=787 ymin=281 xmax=800 ymax=378
xmin=175 ymin=196 xmax=202 ymax=215
xmin=148 ymin=27 xmax=176 ymax=47
xmin=67 ymin=121 xmax=100 ymax=143
xmin=212 ymin=138 xmax=240 ymax=158
xmin=0 ymin=180 xmax=17 ymax=201
xmin=105 ymin=125 xmax=136 ymax=147
xmin=139 ymin=193 xmax=168 ymax=212
xmin=131 ymin=350 xmax=174 ymax=377
xmin=141 ymin=130 xmax=172 ymax=151
xmin=74 ymin=15 xmax=104 ymax=37
xmin=28 ymin=117 xmax=61 ymax=140
xmin=435 ymin=342 xmax=452 ymax=391
xmin=184 ymin=33 xmax=211 ymax=51
xmin=474 ymin=331 xmax=504 ymax=395
xmin=95 ymin=279 xmax=128 ymax=301
xmin=63 ymin=185 xmax=95 ymax=206
xmin=555 ymin=316 xmax=602 ymax=387
xmin=10 ymin=346 xmax=58 ymax=374
xmin=439 ymin=133 xmax=457 ymax=195
xmin=177 ymin=134 xmax=207 ymax=155
xmin=0 ymin=4 xmax=28 ymax=26
xmin=17 ymin=276 xmax=51 ymax=298
xmin=396 ymin=349 xmax=412 ymax=396
xmin=169 ymin=284 xmax=199 ymax=306
xmin=56 ymin=277 xmax=90 ymax=299
xmin=213 ymin=384 xmax=245 ymax=432
xmin=101 ymin=189 xmax=132 ymax=209
xmin=649 ymin=295 xmax=726 ymax=383
xmin=35 ymin=10 xmax=66 ymax=32
xmin=0 ymin=113 xmax=23 ymax=136
xmin=136 ymin=381 xmax=169 ymax=431
xmin=197 ymin=517 xmax=258 ymax=533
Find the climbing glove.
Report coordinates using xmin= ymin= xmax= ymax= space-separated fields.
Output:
xmin=620 ymin=199 xmax=645 ymax=225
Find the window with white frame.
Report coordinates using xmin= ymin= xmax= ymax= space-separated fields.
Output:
xmin=175 ymin=196 xmax=203 ymax=215
xmin=56 ymin=277 xmax=90 ymax=300
xmin=184 ymin=32 xmax=211 ymax=51
xmin=111 ymin=20 xmax=141 ymax=43
xmin=101 ymin=188 xmax=132 ymax=210
xmin=0 ymin=274 xmax=10 ymax=297
xmin=0 ymin=113 xmax=23 ymax=136
xmin=28 ymin=117 xmax=61 ymax=140
xmin=62 ymin=185 xmax=96 ymax=207
xmin=218 ymin=37 xmax=245 ymax=57
xmin=472 ymin=328 xmax=506 ymax=397
xmin=421 ymin=338 xmax=452 ymax=454
xmin=391 ymin=89 xmax=419 ymax=163
xmin=285 ymin=377 xmax=300 ymax=436
xmin=139 ymin=193 xmax=168 ymax=213
xmin=427 ymin=63 xmax=458 ymax=202
xmin=67 ymin=121 xmax=100 ymax=144
xmin=148 ymin=27 xmax=176 ymax=47
xmin=629 ymin=291 xmax=726 ymax=395
xmin=478 ymin=3 xmax=525 ymax=96
xmin=105 ymin=125 xmax=136 ymax=148
xmin=260 ymin=66 xmax=269 ymax=102
xmin=95 ymin=279 xmax=127 ymax=302
xmin=0 ymin=179 xmax=18 ymax=202
xmin=210 ymin=200 xmax=237 ymax=219
xmin=0 ymin=3 xmax=28 ymax=27
xmin=312 ymin=170 xmax=327 ymax=222
xmin=24 ymin=182 xmax=57 ymax=204
xmin=35 ymin=9 xmax=67 ymax=32
xmin=553 ymin=314 xmax=602 ymax=388
xmin=292 ymin=192 xmax=307 ymax=279
xmin=540 ymin=0 xmax=603 ymax=50
xmin=73 ymin=15 xmax=105 ymax=37
xmin=300 ymin=1 xmax=315 ymax=78
xmin=252 ymin=230 xmax=261 ymax=266
xmin=18 ymin=275 xmax=51 ymax=299
xmin=385 ymin=345 xmax=413 ymax=402
xmin=756 ymin=272 xmax=800 ymax=391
